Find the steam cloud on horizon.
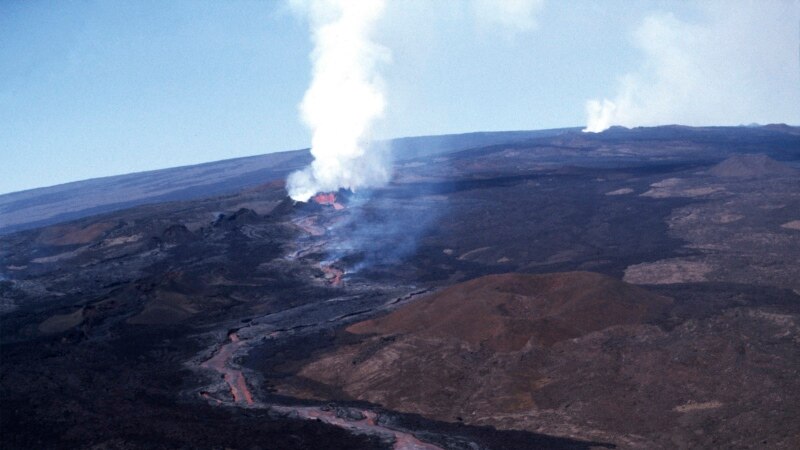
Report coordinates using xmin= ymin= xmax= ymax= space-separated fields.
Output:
xmin=584 ymin=2 xmax=800 ymax=133
xmin=286 ymin=0 xmax=545 ymax=202
xmin=287 ymin=0 xmax=390 ymax=202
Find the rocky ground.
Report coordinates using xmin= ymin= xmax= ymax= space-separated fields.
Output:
xmin=2 ymin=125 xmax=799 ymax=449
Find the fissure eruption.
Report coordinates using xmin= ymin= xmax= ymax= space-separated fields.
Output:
xmin=287 ymin=0 xmax=391 ymax=202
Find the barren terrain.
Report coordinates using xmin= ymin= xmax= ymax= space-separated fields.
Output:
xmin=2 ymin=125 xmax=799 ymax=449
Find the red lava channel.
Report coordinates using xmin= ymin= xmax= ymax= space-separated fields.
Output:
xmin=321 ymin=264 xmax=344 ymax=286
xmin=201 ymin=332 xmax=440 ymax=449
xmin=200 ymin=331 xmax=254 ymax=406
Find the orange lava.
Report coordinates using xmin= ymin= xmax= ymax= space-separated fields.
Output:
xmin=321 ymin=265 xmax=344 ymax=287
xmin=225 ymin=371 xmax=254 ymax=404
xmin=200 ymin=331 xmax=439 ymax=448
xmin=200 ymin=331 xmax=254 ymax=406
xmin=312 ymin=192 xmax=345 ymax=210
xmin=200 ymin=391 xmax=222 ymax=405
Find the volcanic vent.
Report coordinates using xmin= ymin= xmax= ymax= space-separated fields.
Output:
xmin=312 ymin=192 xmax=345 ymax=210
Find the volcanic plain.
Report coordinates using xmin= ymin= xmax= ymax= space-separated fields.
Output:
xmin=2 ymin=125 xmax=800 ymax=449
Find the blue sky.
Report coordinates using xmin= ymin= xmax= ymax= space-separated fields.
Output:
xmin=2 ymin=1 xmax=798 ymax=194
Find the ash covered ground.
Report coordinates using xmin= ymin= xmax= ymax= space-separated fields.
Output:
xmin=2 ymin=126 xmax=800 ymax=449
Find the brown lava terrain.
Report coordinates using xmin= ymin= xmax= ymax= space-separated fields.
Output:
xmin=283 ymin=272 xmax=800 ymax=448
xmin=2 ymin=125 xmax=800 ymax=449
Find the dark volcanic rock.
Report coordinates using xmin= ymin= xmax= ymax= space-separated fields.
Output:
xmin=709 ymin=153 xmax=798 ymax=178
xmin=349 ymin=272 xmax=672 ymax=350
xmin=279 ymin=272 xmax=800 ymax=448
xmin=3 ymin=125 xmax=800 ymax=449
xmin=161 ymin=224 xmax=195 ymax=243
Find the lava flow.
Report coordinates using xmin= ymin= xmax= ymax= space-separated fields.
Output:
xmin=274 ymin=406 xmax=443 ymax=450
xmin=199 ymin=331 xmax=254 ymax=406
xmin=292 ymin=216 xmax=326 ymax=236
xmin=321 ymin=264 xmax=344 ymax=287
xmin=199 ymin=329 xmax=443 ymax=449
xmin=312 ymin=192 xmax=345 ymax=210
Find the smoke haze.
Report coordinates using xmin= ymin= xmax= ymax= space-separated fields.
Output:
xmin=287 ymin=0 xmax=390 ymax=201
xmin=584 ymin=2 xmax=800 ymax=132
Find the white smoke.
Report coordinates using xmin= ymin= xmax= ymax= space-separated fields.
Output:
xmin=287 ymin=0 xmax=390 ymax=201
xmin=584 ymin=2 xmax=800 ymax=133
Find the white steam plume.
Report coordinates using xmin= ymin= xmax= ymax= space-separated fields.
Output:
xmin=287 ymin=0 xmax=390 ymax=202
xmin=584 ymin=2 xmax=800 ymax=133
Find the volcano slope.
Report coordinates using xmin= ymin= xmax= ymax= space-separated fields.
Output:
xmin=279 ymin=272 xmax=800 ymax=448
xmin=279 ymin=272 xmax=673 ymax=415
xmin=2 ymin=125 xmax=800 ymax=449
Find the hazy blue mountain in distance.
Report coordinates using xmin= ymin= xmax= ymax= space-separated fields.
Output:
xmin=2 ymin=125 xmax=798 ymax=235
xmin=0 ymin=129 xmax=577 ymax=235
